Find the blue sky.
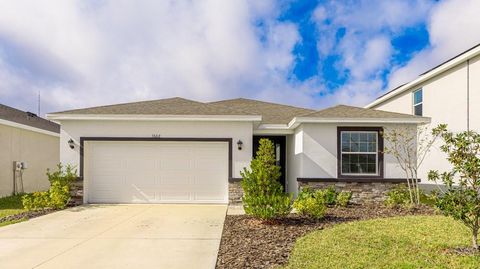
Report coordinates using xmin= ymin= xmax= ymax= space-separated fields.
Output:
xmin=0 ymin=0 xmax=479 ymax=115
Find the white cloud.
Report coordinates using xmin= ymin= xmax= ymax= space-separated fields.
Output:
xmin=387 ymin=0 xmax=480 ymax=91
xmin=311 ymin=0 xmax=432 ymax=106
xmin=0 ymin=0 xmax=479 ymax=114
xmin=0 ymin=0 xmax=320 ymax=115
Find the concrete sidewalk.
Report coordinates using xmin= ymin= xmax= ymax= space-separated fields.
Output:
xmin=0 ymin=204 xmax=227 ymax=269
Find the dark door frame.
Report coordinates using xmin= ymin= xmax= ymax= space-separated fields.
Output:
xmin=252 ymin=135 xmax=287 ymax=191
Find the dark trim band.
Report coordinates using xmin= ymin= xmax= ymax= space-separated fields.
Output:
xmin=79 ymin=137 xmax=233 ymax=179
xmin=297 ymin=178 xmax=421 ymax=183
xmin=229 ymin=177 xmax=243 ymax=183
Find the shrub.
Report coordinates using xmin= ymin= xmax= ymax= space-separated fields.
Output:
xmin=22 ymin=164 xmax=76 ymax=211
xmin=385 ymin=184 xmax=411 ymax=208
xmin=241 ymin=139 xmax=292 ymax=220
xmin=293 ymin=188 xmax=327 ymax=219
xmin=428 ymin=124 xmax=480 ymax=250
xmin=336 ymin=191 xmax=352 ymax=207
xmin=46 ymin=164 xmax=77 ymax=186
xmin=385 ymin=184 xmax=437 ymax=208
xmin=319 ymin=186 xmax=337 ymax=206
xmin=22 ymin=191 xmax=50 ymax=211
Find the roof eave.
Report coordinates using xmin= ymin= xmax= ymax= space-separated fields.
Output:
xmin=0 ymin=118 xmax=60 ymax=137
xmin=46 ymin=113 xmax=262 ymax=122
xmin=288 ymin=116 xmax=431 ymax=128
xmin=365 ymin=45 xmax=480 ymax=108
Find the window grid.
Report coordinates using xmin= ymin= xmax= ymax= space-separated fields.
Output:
xmin=413 ymin=89 xmax=423 ymax=116
xmin=340 ymin=131 xmax=378 ymax=176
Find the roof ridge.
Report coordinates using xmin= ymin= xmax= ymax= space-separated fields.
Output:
xmin=203 ymin=100 xmax=254 ymax=115
xmin=209 ymin=97 xmax=315 ymax=111
xmin=296 ymin=104 xmax=348 ymax=117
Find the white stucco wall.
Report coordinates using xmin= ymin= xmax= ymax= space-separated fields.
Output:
xmin=58 ymin=120 xmax=253 ymax=178
xmin=286 ymin=123 xmax=413 ymax=196
xmin=286 ymin=129 xmax=302 ymax=195
xmin=469 ymin=55 xmax=480 ymax=130
xmin=372 ymin=54 xmax=480 ymax=184
xmin=0 ymin=124 xmax=59 ymax=197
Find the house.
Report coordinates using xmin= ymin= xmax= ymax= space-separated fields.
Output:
xmin=365 ymin=43 xmax=480 ymax=186
xmin=46 ymin=97 xmax=429 ymax=204
xmin=0 ymin=104 xmax=60 ymax=197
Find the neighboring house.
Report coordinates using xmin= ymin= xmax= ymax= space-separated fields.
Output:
xmin=46 ymin=97 xmax=429 ymax=204
xmin=0 ymin=104 xmax=60 ymax=197
xmin=366 ymin=43 xmax=480 ymax=186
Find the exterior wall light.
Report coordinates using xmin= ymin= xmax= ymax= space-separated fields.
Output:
xmin=68 ymin=139 xmax=75 ymax=149
xmin=237 ymin=140 xmax=243 ymax=150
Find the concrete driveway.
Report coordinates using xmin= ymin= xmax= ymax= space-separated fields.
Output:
xmin=0 ymin=204 xmax=227 ymax=269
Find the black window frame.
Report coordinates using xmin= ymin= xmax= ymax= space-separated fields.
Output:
xmin=337 ymin=127 xmax=384 ymax=179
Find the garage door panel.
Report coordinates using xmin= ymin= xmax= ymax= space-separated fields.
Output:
xmin=125 ymin=174 xmax=158 ymax=188
xmin=160 ymin=191 xmax=192 ymax=201
xmin=160 ymin=173 xmax=193 ymax=185
xmin=90 ymin=175 xmax=126 ymax=189
xmin=124 ymin=158 xmax=158 ymax=172
xmin=195 ymin=190 xmax=226 ymax=201
xmin=86 ymin=141 xmax=228 ymax=203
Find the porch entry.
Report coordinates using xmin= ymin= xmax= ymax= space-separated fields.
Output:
xmin=252 ymin=136 xmax=286 ymax=191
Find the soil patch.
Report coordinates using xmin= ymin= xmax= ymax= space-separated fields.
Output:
xmin=0 ymin=209 xmax=57 ymax=224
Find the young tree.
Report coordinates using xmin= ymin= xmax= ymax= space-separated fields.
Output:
xmin=428 ymin=124 xmax=480 ymax=250
xmin=241 ymin=138 xmax=291 ymax=220
xmin=383 ymin=124 xmax=440 ymax=205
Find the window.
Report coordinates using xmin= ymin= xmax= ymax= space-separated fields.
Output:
xmin=338 ymin=127 xmax=384 ymax=177
xmin=413 ymin=89 xmax=423 ymax=116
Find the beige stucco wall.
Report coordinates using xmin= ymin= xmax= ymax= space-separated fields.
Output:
xmin=0 ymin=124 xmax=59 ymax=197
xmin=372 ymin=54 xmax=480 ymax=184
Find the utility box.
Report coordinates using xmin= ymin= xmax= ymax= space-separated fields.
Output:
xmin=13 ymin=161 xmax=22 ymax=171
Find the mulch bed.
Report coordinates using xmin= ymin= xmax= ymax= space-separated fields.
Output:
xmin=216 ymin=204 xmax=436 ymax=269
xmin=0 ymin=208 xmax=57 ymax=225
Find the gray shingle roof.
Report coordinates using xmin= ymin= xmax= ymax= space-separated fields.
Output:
xmin=50 ymin=98 xmax=426 ymax=124
xmin=208 ymin=98 xmax=315 ymax=124
xmin=301 ymin=105 xmax=428 ymax=120
xmin=0 ymin=104 xmax=60 ymax=133
xmin=53 ymin=97 xmax=256 ymax=116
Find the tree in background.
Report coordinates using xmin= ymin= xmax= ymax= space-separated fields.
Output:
xmin=241 ymin=138 xmax=291 ymax=221
xmin=383 ymin=124 xmax=440 ymax=205
xmin=429 ymin=125 xmax=480 ymax=250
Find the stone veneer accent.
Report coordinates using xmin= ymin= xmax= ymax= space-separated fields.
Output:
xmin=68 ymin=177 xmax=84 ymax=206
xmin=298 ymin=181 xmax=403 ymax=204
xmin=229 ymin=181 xmax=244 ymax=204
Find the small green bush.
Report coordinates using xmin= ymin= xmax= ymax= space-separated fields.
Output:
xmin=385 ymin=184 xmax=411 ymax=207
xmin=320 ymin=186 xmax=338 ymax=205
xmin=22 ymin=191 xmax=50 ymax=211
xmin=22 ymin=164 xmax=76 ymax=211
xmin=294 ymin=188 xmax=327 ymax=219
xmin=385 ymin=184 xmax=434 ymax=208
xmin=241 ymin=139 xmax=292 ymax=220
xmin=336 ymin=191 xmax=352 ymax=207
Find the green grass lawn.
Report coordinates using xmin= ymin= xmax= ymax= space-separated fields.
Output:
xmin=0 ymin=194 xmax=28 ymax=227
xmin=284 ymin=215 xmax=480 ymax=269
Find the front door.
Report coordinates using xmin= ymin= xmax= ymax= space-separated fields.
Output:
xmin=252 ymin=136 xmax=286 ymax=191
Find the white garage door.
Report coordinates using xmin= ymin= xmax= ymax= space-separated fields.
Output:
xmin=85 ymin=141 xmax=229 ymax=204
